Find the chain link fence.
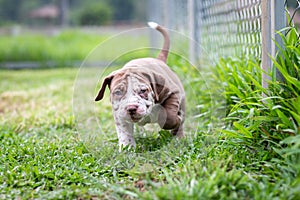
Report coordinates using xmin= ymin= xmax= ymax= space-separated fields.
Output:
xmin=148 ymin=0 xmax=299 ymax=65
xmin=199 ymin=0 xmax=261 ymax=60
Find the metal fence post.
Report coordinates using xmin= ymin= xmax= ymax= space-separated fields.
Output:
xmin=148 ymin=0 xmax=162 ymax=56
xmin=261 ymin=0 xmax=273 ymax=89
xmin=274 ymin=0 xmax=286 ymax=82
xmin=188 ymin=0 xmax=196 ymax=64
xmin=262 ymin=0 xmax=286 ymax=89
xmin=163 ymin=0 xmax=169 ymax=27
xmin=60 ymin=0 xmax=69 ymax=27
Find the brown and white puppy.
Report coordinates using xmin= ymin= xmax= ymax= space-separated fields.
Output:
xmin=95 ymin=22 xmax=185 ymax=150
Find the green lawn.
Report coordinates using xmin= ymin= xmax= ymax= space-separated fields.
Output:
xmin=1 ymin=60 xmax=299 ymax=199
xmin=0 ymin=29 xmax=149 ymax=67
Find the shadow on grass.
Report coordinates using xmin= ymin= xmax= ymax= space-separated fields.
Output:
xmin=134 ymin=130 xmax=173 ymax=153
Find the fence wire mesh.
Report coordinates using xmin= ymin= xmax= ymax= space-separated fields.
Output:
xmin=198 ymin=0 xmax=261 ymax=61
xmin=286 ymin=0 xmax=300 ymax=36
xmin=286 ymin=0 xmax=300 ymax=23
xmin=148 ymin=0 xmax=298 ymax=65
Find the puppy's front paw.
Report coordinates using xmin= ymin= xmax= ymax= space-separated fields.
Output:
xmin=117 ymin=128 xmax=136 ymax=152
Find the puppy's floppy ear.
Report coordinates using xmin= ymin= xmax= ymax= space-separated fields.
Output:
xmin=141 ymin=70 xmax=166 ymax=102
xmin=95 ymin=74 xmax=114 ymax=101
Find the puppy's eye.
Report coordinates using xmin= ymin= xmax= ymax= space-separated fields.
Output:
xmin=139 ymin=88 xmax=147 ymax=94
xmin=113 ymin=90 xmax=123 ymax=96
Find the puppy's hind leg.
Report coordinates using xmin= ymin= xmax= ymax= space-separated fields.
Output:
xmin=171 ymin=100 xmax=185 ymax=138
xmin=171 ymin=122 xmax=184 ymax=138
xmin=160 ymin=95 xmax=185 ymax=138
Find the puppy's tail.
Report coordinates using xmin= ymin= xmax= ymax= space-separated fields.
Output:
xmin=148 ymin=22 xmax=170 ymax=63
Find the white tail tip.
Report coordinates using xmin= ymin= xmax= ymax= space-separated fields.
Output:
xmin=147 ymin=21 xmax=159 ymax=29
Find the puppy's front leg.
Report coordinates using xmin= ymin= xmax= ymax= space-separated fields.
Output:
xmin=115 ymin=117 xmax=136 ymax=151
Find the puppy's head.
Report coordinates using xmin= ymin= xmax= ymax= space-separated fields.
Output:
xmin=95 ymin=69 xmax=156 ymax=123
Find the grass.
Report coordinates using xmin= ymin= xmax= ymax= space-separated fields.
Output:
xmin=0 ymin=29 xmax=149 ymax=67
xmin=0 ymin=30 xmax=106 ymax=64
xmin=0 ymin=27 xmax=300 ymax=199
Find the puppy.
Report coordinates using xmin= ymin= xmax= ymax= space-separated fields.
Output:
xmin=95 ymin=22 xmax=185 ymax=150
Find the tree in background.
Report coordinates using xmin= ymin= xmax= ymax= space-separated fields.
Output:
xmin=71 ymin=0 xmax=142 ymax=25
xmin=0 ymin=0 xmax=23 ymax=25
xmin=0 ymin=0 xmax=147 ymax=26
xmin=77 ymin=2 xmax=112 ymax=26
xmin=108 ymin=0 xmax=135 ymax=23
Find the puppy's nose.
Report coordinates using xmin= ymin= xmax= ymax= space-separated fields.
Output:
xmin=126 ymin=104 xmax=138 ymax=115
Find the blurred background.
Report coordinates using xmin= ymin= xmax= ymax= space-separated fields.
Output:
xmin=0 ymin=0 xmax=147 ymax=27
xmin=0 ymin=0 xmax=299 ymax=69
xmin=0 ymin=0 xmax=298 ymax=30
xmin=0 ymin=0 xmax=152 ymax=69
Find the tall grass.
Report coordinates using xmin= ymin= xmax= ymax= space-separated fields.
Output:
xmin=214 ymin=27 xmax=299 ymax=141
xmin=212 ymin=27 xmax=300 ymax=192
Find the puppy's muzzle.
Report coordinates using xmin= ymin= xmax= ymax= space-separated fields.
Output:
xmin=126 ymin=104 xmax=138 ymax=115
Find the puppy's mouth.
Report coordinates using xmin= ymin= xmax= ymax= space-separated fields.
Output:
xmin=130 ymin=115 xmax=143 ymax=122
